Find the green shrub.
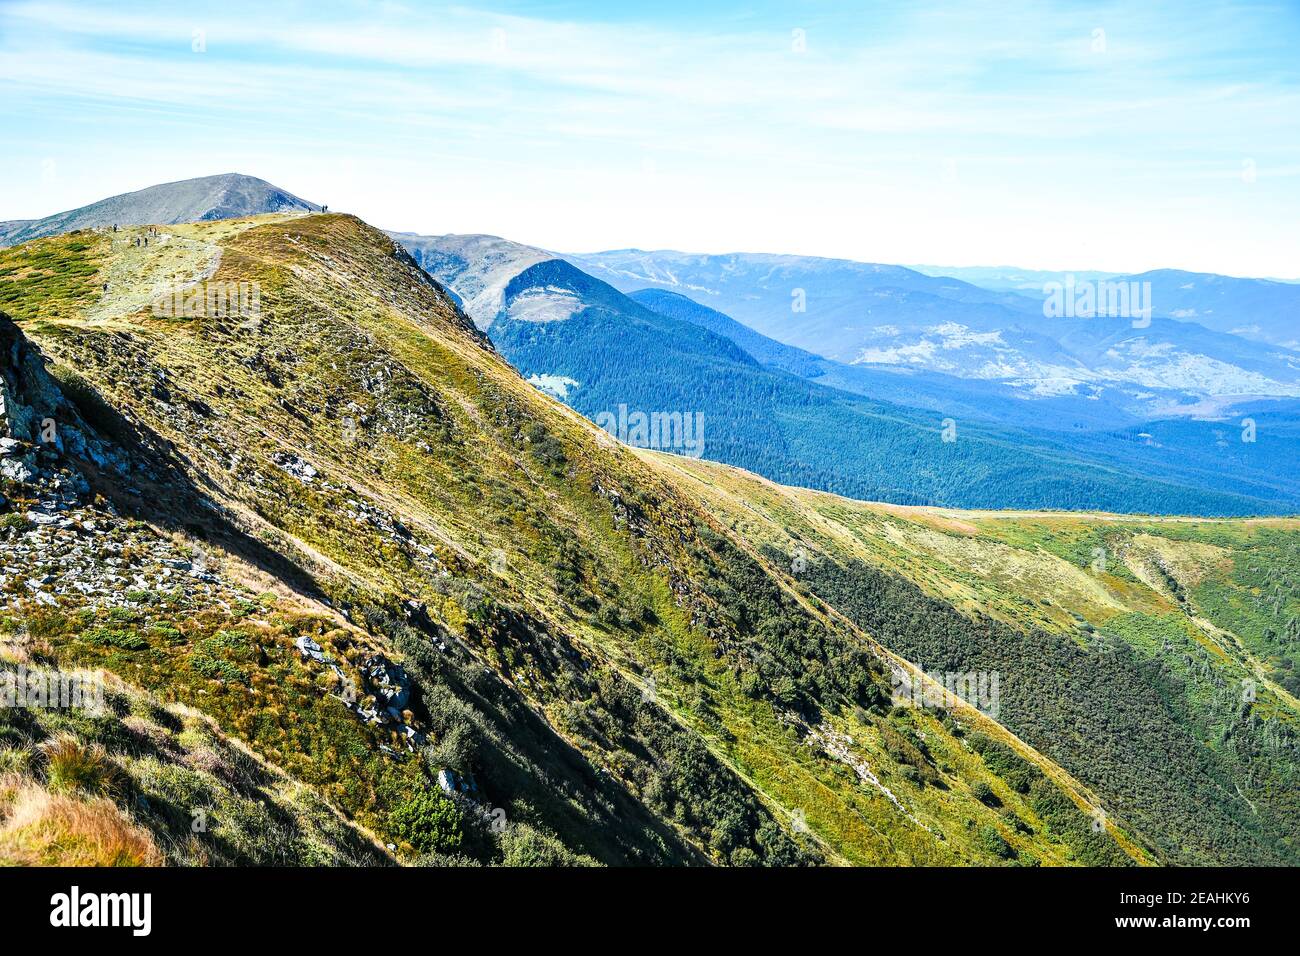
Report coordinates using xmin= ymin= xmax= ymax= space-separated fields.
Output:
xmin=498 ymin=822 xmax=597 ymax=867
xmin=204 ymin=630 xmax=254 ymax=658
xmin=147 ymin=623 xmax=184 ymax=645
xmin=189 ymin=653 xmax=246 ymax=684
xmin=386 ymin=790 xmax=463 ymax=854
xmin=968 ymin=732 xmax=1038 ymax=794
xmin=85 ymin=627 xmax=148 ymax=651
xmin=972 ymin=781 xmax=1001 ymax=807
xmin=25 ymin=610 xmax=73 ymax=640
xmin=979 ymin=824 xmax=1014 ymax=860
xmin=881 ymin=724 xmax=940 ymax=786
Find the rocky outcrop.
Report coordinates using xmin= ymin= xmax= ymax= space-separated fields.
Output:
xmin=0 ymin=311 xmax=122 ymax=489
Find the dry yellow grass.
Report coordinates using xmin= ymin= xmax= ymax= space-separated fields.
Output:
xmin=0 ymin=776 xmax=162 ymax=866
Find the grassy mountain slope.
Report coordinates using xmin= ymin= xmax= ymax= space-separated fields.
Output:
xmin=647 ymin=453 xmax=1300 ymax=865
xmin=0 ymin=213 xmax=1162 ymax=866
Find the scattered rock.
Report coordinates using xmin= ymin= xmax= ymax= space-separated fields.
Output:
xmin=272 ymin=453 xmax=318 ymax=483
xmin=1 ymin=457 xmax=35 ymax=482
xmin=294 ymin=635 xmax=328 ymax=663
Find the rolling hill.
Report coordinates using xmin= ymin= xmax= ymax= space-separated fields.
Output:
xmin=628 ymin=287 xmax=1145 ymax=432
xmin=1123 ymin=269 xmax=1300 ymax=349
xmin=911 ymin=265 xmax=1300 ymax=349
xmin=630 ymin=288 xmax=1300 ymax=511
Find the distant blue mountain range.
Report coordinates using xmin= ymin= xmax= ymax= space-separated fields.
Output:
xmin=566 ymin=250 xmax=1300 ymax=421
xmin=400 ymin=232 xmax=1300 ymax=516
xmin=630 ymin=288 xmax=1300 ymax=511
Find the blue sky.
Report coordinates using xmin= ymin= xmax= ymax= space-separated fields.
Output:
xmin=1 ymin=0 xmax=1298 ymax=276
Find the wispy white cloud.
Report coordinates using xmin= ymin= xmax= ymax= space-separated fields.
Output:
xmin=1 ymin=0 xmax=1297 ymax=275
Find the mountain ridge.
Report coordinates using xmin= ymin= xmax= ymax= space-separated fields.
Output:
xmin=0 ymin=173 xmax=320 ymax=248
xmin=3 ymin=176 xmax=1296 ymax=518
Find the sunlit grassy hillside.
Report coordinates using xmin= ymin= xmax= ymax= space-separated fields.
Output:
xmin=5 ymin=213 xmax=1290 ymax=865
xmin=650 ymin=454 xmax=1300 ymax=864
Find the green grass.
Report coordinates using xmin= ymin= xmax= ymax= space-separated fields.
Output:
xmin=0 ymin=232 xmax=104 ymax=322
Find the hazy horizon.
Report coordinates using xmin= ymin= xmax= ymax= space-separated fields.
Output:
xmin=3 ymin=0 xmax=1298 ymax=277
